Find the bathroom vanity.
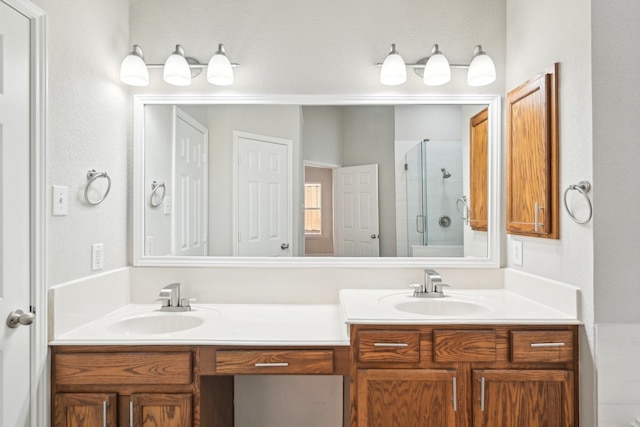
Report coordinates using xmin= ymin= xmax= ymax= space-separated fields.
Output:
xmin=349 ymin=324 xmax=576 ymax=426
xmin=50 ymin=284 xmax=579 ymax=427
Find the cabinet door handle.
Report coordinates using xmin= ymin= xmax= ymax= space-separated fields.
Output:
xmin=480 ymin=376 xmax=486 ymax=411
xmin=103 ymin=401 xmax=107 ymax=427
xmin=130 ymin=401 xmax=134 ymax=427
xmin=531 ymin=342 xmax=565 ymax=348
xmin=255 ymin=362 xmax=289 ymax=367
xmin=373 ymin=342 xmax=408 ymax=347
xmin=452 ymin=377 xmax=457 ymax=411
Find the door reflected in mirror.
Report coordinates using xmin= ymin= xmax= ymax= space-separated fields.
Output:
xmin=136 ymin=97 xmax=498 ymax=265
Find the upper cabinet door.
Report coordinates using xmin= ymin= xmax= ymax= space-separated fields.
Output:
xmin=506 ymin=64 xmax=559 ymax=239
xmin=470 ymin=108 xmax=489 ymax=232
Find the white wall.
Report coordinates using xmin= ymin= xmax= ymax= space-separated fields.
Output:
xmin=506 ymin=1 xmax=594 ymax=425
xmin=591 ymin=2 xmax=640 ymax=324
xmin=143 ymin=105 xmax=173 ymax=256
xmin=302 ymin=106 xmax=343 ymax=166
xmin=129 ymin=0 xmax=506 ymax=96
xmin=33 ymin=0 xmax=130 ymax=286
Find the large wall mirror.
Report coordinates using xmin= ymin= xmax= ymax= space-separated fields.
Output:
xmin=133 ymin=95 xmax=501 ymax=268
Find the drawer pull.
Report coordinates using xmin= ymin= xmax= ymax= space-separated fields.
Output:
xmin=530 ymin=342 xmax=565 ymax=348
xmin=480 ymin=376 xmax=486 ymax=411
xmin=129 ymin=401 xmax=134 ymax=427
xmin=103 ymin=401 xmax=107 ymax=427
xmin=255 ymin=362 xmax=289 ymax=367
xmin=373 ymin=342 xmax=409 ymax=348
xmin=452 ymin=377 xmax=457 ymax=411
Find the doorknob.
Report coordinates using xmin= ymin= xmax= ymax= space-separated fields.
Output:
xmin=6 ymin=309 xmax=35 ymax=328
xmin=370 ymin=234 xmax=380 ymax=239
xmin=281 ymin=243 xmax=289 ymax=250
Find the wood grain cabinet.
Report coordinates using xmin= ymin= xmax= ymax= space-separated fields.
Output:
xmin=350 ymin=324 xmax=578 ymax=427
xmin=469 ymin=108 xmax=489 ymax=232
xmin=52 ymin=346 xmax=196 ymax=427
xmin=506 ymin=64 xmax=559 ymax=238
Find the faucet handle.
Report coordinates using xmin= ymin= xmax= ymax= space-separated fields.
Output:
xmin=434 ymin=283 xmax=450 ymax=293
xmin=409 ymin=283 xmax=424 ymax=291
xmin=181 ymin=297 xmax=196 ymax=307
xmin=154 ymin=296 xmax=170 ymax=307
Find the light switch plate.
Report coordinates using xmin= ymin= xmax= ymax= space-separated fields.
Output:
xmin=512 ymin=240 xmax=523 ymax=266
xmin=52 ymin=185 xmax=68 ymax=216
xmin=163 ymin=196 xmax=172 ymax=215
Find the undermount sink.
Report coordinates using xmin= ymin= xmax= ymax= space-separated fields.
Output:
xmin=394 ymin=298 xmax=492 ymax=317
xmin=107 ymin=313 xmax=204 ymax=335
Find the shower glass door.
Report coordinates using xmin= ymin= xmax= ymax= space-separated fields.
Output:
xmin=405 ymin=140 xmax=464 ymax=256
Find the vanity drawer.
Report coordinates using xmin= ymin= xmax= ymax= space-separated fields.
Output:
xmin=433 ymin=329 xmax=497 ymax=362
xmin=215 ymin=350 xmax=334 ymax=374
xmin=511 ymin=330 xmax=574 ymax=363
xmin=357 ymin=330 xmax=420 ymax=363
xmin=54 ymin=352 xmax=193 ymax=385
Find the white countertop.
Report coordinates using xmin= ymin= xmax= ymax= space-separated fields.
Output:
xmin=339 ymin=288 xmax=580 ymax=326
xmin=50 ymin=283 xmax=580 ymax=346
xmin=50 ymin=304 xmax=350 ymax=346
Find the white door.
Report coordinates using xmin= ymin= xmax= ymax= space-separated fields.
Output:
xmin=334 ymin=164 xmax=380 ymax=257
xmin=172 ymin=109 xmax=208 ymax=256
xmin=235 ymin=133 xmax=292 ymax=256
xmin=0 ymin=2 xmax=33 ymax=426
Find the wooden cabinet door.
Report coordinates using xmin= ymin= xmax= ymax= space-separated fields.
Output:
xmin=469 ymin=108 xmax=489 ymax=231
xmin=357 ymin=369 xmax=458 ymax=427
xmin=506 ymin=64 xmax=558 ymax=238
xmin=54 ymin=393 xmax=117 ymax=427
xmin=473 ymin=370 xmax=574 ymax=427
xmin=131 ymin=393 xmax=192 ymax=427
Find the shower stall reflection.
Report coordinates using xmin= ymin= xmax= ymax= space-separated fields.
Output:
xmin=405 ymin=139 xmax=464 ymax=257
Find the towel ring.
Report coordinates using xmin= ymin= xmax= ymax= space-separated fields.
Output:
xmin=563 ymin=180 xmax=592 ymax=224
xmin=84 ymin=170 xmax=111 ymax=205
xmin=150 ymin=181 xmax=166 ymax=207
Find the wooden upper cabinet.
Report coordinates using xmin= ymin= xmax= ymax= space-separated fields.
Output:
xmin=470 ymin=108 xmax=489 ymax=231
xmin=506 ymin=64 xmax=559 ymax=238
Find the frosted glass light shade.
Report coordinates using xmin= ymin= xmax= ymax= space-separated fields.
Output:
xmin=163 ymin=48 xmax=192 ymax=86
xmin=120 ymin=47 xmax=149 ymax=86
xmin=380 ymin=45 xmax=406 ymax=86
xmin=207 ymin=45 xmax=234 ymax=86
xmin=467 ymin=48 xmax=496 ymax=87
xmin=423 ymin=53 xmax=451 ymax=86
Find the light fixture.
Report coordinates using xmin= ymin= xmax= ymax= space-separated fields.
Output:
xmin=467 ymin=45 xmax=496 ymax=87
xmin=163 ymin=45 xmax=192 ymax=86
xmin=207 ymin=44 xmax=234 ymax=86
xmin=120 ymin=45 xmax=149 ymax=86
xmin=377 ymin=43 xmax=496 ymax=87
xmin=119 ymin=43 xmax=240 ymax=87
xmin=422 ymin=44 xmax=450 ymax=86
xmin=379 ymin=44 xmax=407 ymax=86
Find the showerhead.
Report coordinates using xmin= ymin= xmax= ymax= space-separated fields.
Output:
xmin=441 ymin=168 xmax=451 ymax=179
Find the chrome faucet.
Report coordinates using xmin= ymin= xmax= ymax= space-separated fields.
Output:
xmin=156 ymin=283 xmax=194 ymax=311
xmin=411 ymin=269 xmax=449 ymax=298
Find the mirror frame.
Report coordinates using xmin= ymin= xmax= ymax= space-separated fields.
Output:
xmin=133 ymin=94 xmax=501 ymax=268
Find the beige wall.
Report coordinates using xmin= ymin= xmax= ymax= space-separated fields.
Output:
xmin=304 ymin=166 xmax=334 ymax=256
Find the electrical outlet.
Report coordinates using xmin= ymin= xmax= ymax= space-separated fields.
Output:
xmin=92 ymin=243 xmax=104 ymax=271
xmin=512 ymin=240 xmax=523 ymax=266
xmin=52 ymin=185 xmax=68 ymax=216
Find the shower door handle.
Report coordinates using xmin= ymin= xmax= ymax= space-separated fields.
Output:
xmin=456 ymin=196 xmax=470 ymax=225
xmin=416 ymin=215 xmax=425 ymax=233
